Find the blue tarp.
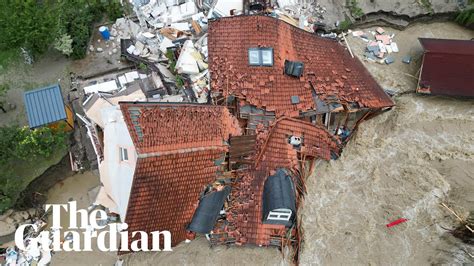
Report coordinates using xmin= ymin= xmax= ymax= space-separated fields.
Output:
xmin=24 ymin=84 xmax=67 ymax=128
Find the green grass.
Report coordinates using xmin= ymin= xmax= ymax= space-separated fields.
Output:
xmin=0 ymin=49 xmax=20 ymax=72
xmin=455 ymin=8 xmax=474 ymax=27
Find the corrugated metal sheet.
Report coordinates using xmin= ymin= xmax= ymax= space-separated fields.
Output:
xmin=24 ymin=84 xmax=67 ymax=128
xmin=418 ymin=38 xmax=474 ymax=97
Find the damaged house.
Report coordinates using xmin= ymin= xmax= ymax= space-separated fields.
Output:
xmin=208 ymin=16 xmax=394 ymax=136
xmin=80 ymin=10 xmax=394 ymax=260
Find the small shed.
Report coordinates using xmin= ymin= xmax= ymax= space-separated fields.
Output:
xmin=262 ymin=168 xmax=296 ymax=226
xmin=24 ymin=84 xmax=74 ymax=131
xmin=417 ymin=38 xmax=474 ymax=97
xmin=187 ymin=186 xmax=231 ymax=234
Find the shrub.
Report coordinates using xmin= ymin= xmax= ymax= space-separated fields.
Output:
xmin=455 ymin=8 xmax=474 ymax=28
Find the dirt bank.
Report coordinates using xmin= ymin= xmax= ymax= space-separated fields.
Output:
xmin=300 ymin=22 xmax=474 ymax=265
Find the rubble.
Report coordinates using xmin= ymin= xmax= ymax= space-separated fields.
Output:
xmin=350 ymin=27 xmax=400 ymax=64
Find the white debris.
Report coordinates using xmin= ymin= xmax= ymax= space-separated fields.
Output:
xmin=159 ymin=37 xmax=174 ymax=54
xmin=142 ymin=32 xmax=156 ymax=38
xmin=126 ymin=45 xmax=136 ymax=55
xmin=170 ymin=22 xmax=190 ymax=31
xmin=378 ymin=42 xmax=387 ymax=53
xmin=213 ymin=0 xmax=243 ymax=17
xmin=277 ymin=0 xmax=298 ymax=8
xmin=84 ymin=80 xmax=119 ymax=94
xmin=175 ymin=40 xmax=200 ymax=75
xmin=391 ymin=42 xmax=399 ymax=53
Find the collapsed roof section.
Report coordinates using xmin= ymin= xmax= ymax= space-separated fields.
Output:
xmin=119 ymin=102 xmax=242 ymax=249
xmin=211 ymin=117 xmax=338 ymax=246
xmin=208 ymin=15 xmax=394 ymax=117
xmin=255 ymin=117 xmax=341 ymax=170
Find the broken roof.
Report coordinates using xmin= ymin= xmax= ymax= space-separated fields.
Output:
xmin=255 ymin=117 xmax=340 ymax=170
xmin=208 ymin=16 xmax=394 ymax=117
xmin=418 ymin=38 xmax=474 ymax=97
xmin=119 ymin=103 xmax=241 ymax=248
xmin=212 ymin=117 xmax=339 ymax=246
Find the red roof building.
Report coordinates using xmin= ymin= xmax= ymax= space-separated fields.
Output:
xmin=417 ymin=38 xmax=474 ymax=97
xmin=208 ymin=15 xmax=394 ymax=117
xmin=113 ymin=15 xmax=395 ymax=257
xmin=119 ymin=103 xmax=241 ymax=248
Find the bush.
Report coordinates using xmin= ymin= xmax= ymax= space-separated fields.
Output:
xmin=455 ymin=8 xmax=474 ymax=28
xmin=338 ymin=20 xmax=353 ymax=31
xmin=0 ymin=126 xmax=67 ymax=164
xmin=0 ymin=125 xmax=67 ymax=213
xmin=0 ymin=1 xmax=124 ymax=59
xmin=348 ymin=0 xmax=364 ymax=19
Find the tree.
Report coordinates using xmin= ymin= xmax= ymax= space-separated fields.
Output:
xmin=0 ymin=1 xmax=61 ymax=56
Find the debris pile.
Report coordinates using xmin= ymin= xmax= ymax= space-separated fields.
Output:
xmin=99 ymin=0 xmax=219 ymax=103
xmin=275 ymin=0 xmax=327 ymax=32
xmin=350 ymin=27 xmax=400 ymax=65
xmin=82 ymin=0 xmax=337 ymax=105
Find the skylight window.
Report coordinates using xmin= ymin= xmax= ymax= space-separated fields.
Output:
xmin=248 ymin=48 xmax=273 ymax=66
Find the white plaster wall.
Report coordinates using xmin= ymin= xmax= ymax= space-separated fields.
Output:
xmin=99 ymin=106 xmax=137 ymax=220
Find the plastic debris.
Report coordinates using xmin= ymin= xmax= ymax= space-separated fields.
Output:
xmin=385 ymin=56 xmax=395 ymax=64
xmin=402 ymin=55 xmax=412 ymax=64
xmin=386 ymin=218 xmax=408 ymax=227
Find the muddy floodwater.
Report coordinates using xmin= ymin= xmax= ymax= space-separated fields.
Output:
xmin=43 ymin=22 xmax=473 ymax=265
xmin=299 ymin=22 xmax=474 ymax=265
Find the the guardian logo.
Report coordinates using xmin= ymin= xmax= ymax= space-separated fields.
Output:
xmin=15 ymin=201 xmax=172 ymax=252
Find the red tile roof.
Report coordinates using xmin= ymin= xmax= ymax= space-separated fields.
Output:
xmin=121 ymin=103 xmax=242 ymax=154
xmin=255 ymin=117 xmax=340 ymax=170
xmin=125 ymin=150 xmax=225 ymax=247
xmin=418 ymin=38 xmax=474 ymax=97
xmin=212 ymin=118 xmax=338 ymax=246
xmin=208 ymin=16 xmax=394 ymax=117
xmin=119 ymin=103 xmax=242 ymax=249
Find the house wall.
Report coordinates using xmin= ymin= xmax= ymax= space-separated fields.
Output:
xmin=98 ymin=106 xmax=137 ymax=220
